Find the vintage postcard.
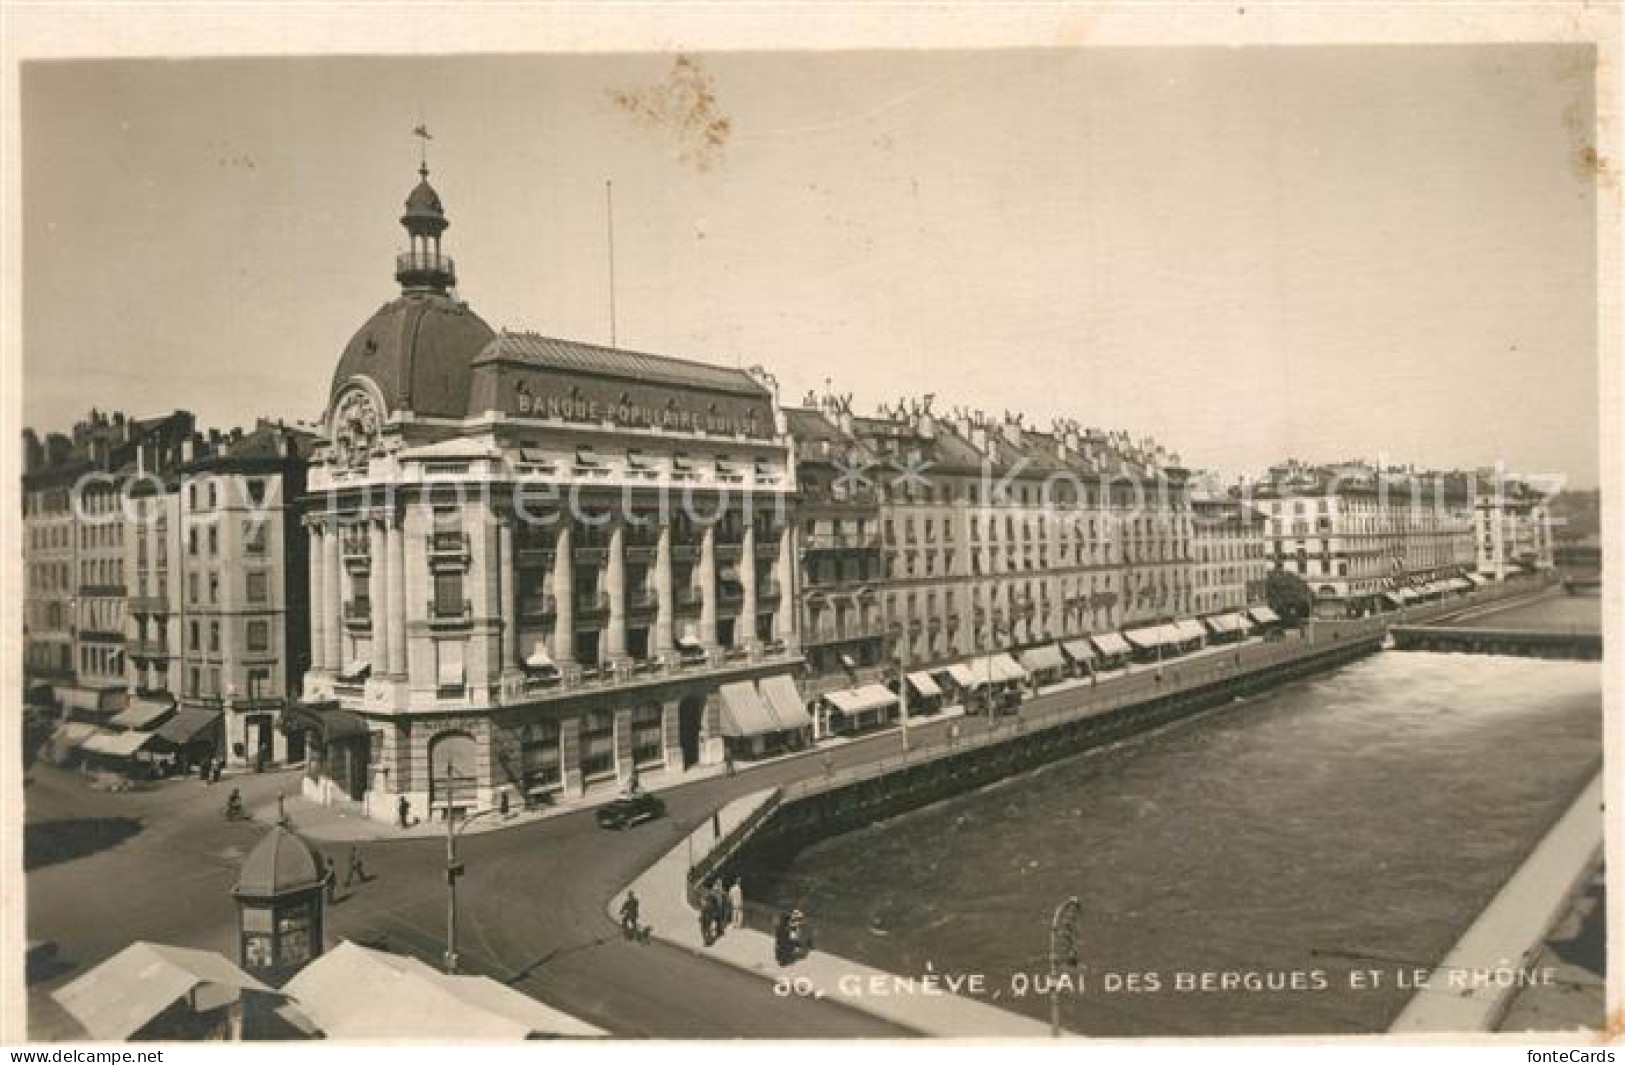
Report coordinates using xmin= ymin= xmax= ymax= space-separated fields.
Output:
xmin=2 ymin=3 xmax=1618 ymax=1048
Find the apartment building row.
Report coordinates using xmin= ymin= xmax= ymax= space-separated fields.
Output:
xmin=22 ymin=409 xmax=317 ymax=768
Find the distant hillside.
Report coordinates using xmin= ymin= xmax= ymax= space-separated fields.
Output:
xmin=1549 ymin=488 xmax=1601 ymax=539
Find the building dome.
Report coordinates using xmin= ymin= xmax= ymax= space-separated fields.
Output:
xmin=330 ymin=292 xmax=496 ymax=419
xmin=234 ymin=825 xmax=324 ymax=899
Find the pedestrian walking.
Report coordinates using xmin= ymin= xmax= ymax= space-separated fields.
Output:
xmin=345 ymin=846 xmax=366 ymax=887
xmin=323 ymin=857 xmax=337 ymax=904
xmin=725 ymin=750 xmax=736 ymax=777
xmin=397 ymin=795 xmax=411 ymax=829
xmin=619 ymin=890 xmax=641 ymax=940
xmin=709 ymin=881 xmax=730 ymax=939
xmin=822 ymin=753 xmax=835 ymax=780
xmin=699 ymin=889 xmax=717 ymax=946
xmin=774 ymin=909 xmax=795 ymax=966
xmin=211 ymin=757 xmax=223 ymax=784
xmin=728 ymin=877 xmax=744 ymax=929
xmin=948 ymin=722 xmax=961 ymax=747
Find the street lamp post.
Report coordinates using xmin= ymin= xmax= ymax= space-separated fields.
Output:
xmin=1049 ymin=895 xmax=1081 ymax=1038
xmin=438 ymin=772 xmax=499 ymax=974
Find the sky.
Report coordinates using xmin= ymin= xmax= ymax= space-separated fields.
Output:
xmin=21 ymin=45 xmax=1600 ymax=486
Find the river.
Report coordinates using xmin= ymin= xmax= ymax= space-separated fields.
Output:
xmin=742 ymin=650 xmax=1603 ymax=1036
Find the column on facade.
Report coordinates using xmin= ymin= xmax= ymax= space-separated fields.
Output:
xmin=387 ymin=511 xmax=407 ymax=679
xmin=698 ymin=521 xmax=718 ymax=648
xmin=499 ymin=516 xmax=518 ymax=673
xmin=605 ymin=516 xmax=627 ymax=660
xmin=369 ymin=517 xmax=392 ymax=677
xmin=652 ymin=518 xmax=674 ymax=656
xmin=551 ymin=520 xmax=575 ymax=663
xmin=323 ymin=520 xmax=343 ymax=669
xmin=308 ymin=521 xmax=328 ymax=672
xmin=775 ymin=523 xmax=795 ymax=646
xmin=739 ymin=521 xmax=757 ymax=648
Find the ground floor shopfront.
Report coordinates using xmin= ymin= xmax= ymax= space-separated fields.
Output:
xmin=285 ymin=662 xmax=809 ymax=822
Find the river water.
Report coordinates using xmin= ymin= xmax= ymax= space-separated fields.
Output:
xmin=745 ymin=651 xmax=1603 ymax=1036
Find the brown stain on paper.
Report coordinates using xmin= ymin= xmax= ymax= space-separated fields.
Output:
xmin=1574 ymin=144 xmax=1616 ymax=189
xmin=609 ymin=54 xmax=733 ymax=173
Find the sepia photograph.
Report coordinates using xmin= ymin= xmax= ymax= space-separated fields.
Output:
xmin=2 ymin=5 xmax=1618 ymax=1048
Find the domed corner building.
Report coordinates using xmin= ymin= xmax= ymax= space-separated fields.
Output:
xmin=287 ymin=158 xmax=813 ymax=822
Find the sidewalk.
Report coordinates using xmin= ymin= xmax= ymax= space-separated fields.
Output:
xmin=1390 ymin=772 xmax=1604 ymax=1033
xmin=613 ymin=789 xmax=1061 ymax=1039
xmin=252 ymin=758 xmax=739 ymax=842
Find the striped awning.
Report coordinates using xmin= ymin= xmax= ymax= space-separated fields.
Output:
xmin=759 ymin=674 xmax=813 ymax=732
xmin=719 ymin=681 xmax=779 ymax=739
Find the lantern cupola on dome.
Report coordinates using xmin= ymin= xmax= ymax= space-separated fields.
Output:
xmin=396 ymin=155 xmax=456 ymax=294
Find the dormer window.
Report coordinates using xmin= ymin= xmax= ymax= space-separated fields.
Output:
xmin=575 ymin=446 xmax=599 ymax=468
xmin=627 ymin=448 xmax=649 ymax=469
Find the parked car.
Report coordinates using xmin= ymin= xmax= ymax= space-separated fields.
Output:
xmin=596 ymin=790 xmax=665 ymax=830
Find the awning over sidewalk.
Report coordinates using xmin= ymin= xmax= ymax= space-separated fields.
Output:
xmin=1017 ymin=644 xmax=1067 ymax=674
xmin=1090 ymin=632 xmax=1132 ymax=657
xmin=906 ymin=671 xmax=943 ymax=698
xmin=823 ymin=685 xmax=898 ymax=716
xmin=1203 ymin=613 xmax=1247 ymax=635
xmin=82 ymin=729 xmax=157 ymax=758
xmin=110 ymin=697 xmax=175 ymax=731
xmin=759 ymin=674 xmax=814 ymax=732
xmin=718 ymin=682 xmax=780 ymax=739
xmin=1061 ymin=639 xmax=1096 ymax=665
xmin=1123 ymin=625 xmax=1173 ymax=650
xmin=983 ymin=654 xmax=1028 ymax=683
xmin=945 ymin=663 xmax=982 ymax=689
xmin=47 ymin=721 xmax=101 ymax=759
xmin=155 ymin=708 xmax=223 ymax=747
xmin=286 ymin=705 xmax=370 ymax=745
xmin=1172 ymin=620 xmax=1206 ymax=644
xmin=1246 ymin=606 xmax=1282 ymax=626
xmin=1465 ymin=573 xmax=1489 ymax=586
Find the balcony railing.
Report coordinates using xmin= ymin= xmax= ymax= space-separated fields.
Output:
xmin=342 ymin=600 xmax=373 ymax=629
xmin=130 ymin=639 xmax=171 ymax=659
xmin=717 ymin=584 xmax=744 ymax=604
xmin=519 ymin=594 xmax=557 ymax=619
xmin=426 ymin=599 xmax=473 ymax=627
xmin=628 ymin=588 xmax=659 ymax=610
xmin=573 ymin=591 xmax=611 ymax=616
xmin=574 ymin=546 xmax=610 ymax=566
xmin=671 ymin=544 xmax=702 ymax=562
xmin=396 ymin=250 xmax=456 ymax=280
xmin=715 ymin=543 xmax=744 ymax=562
xmin=427 ymin=531 xmax=471 ymax=558
xmin=674 ymin=586 xmax=703 ymax=609
xmin=515 ymin=640 xmax=799 ymax=697
xmin=758 ymin=578 xmax=783 ymax=601
xmin=128 ymin=595 xmax=170 ymax=615
xmin=803 ymin=621 xmax=886 ymax=647
xmin=803 ymin=531 xmax=882 ymax=551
